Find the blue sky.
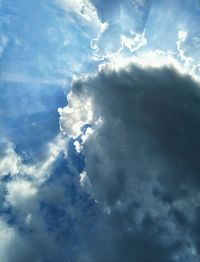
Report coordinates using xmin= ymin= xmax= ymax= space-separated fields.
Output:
xmin=1 ymin=0 xmax=200 ymax=261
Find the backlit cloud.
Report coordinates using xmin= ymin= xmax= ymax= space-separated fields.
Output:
xmin=59 ymin=60 xmax=200 ymax=261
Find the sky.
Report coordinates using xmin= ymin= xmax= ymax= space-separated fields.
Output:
xmin=1 ymin=0 xmax=200 ymax=261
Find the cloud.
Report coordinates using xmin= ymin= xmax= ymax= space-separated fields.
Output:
xmin=0 ymin=219 xmax=33 ymax=262
xmin=132 ymin=0 xmax=147 ymax=13
xmin=59 ymin=60 xmax=200 ymax=261
xmin=0 ymin=35 xmax=9 ymax=58
xmin=6 ymin=180 xmax=37 ymax=210
xmin=0 ymin=133 xmax=98 ymax=262
xmin=0 ymin=135 xmax=67 ymax=183
xmin=55 ymin=0 xmax=108 ymax=62
xmin=176 ymin=30 xmax=193 ymax=68
xmin=58 ymin=92 xmax=94 ymax=138
xmin=0 ymin=134 xmax=69 ymax=244
xmin=0 ymin=139 xmax=78 ymax=261
xmin=120 ymin=30 xmax=147 ymax=52
xmin=55 ymin=0 xmax=107 ymax=32
xmin=0 ymin=143 xmax=21 ymax=176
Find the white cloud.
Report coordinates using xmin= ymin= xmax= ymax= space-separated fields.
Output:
xmin=0 ymin=135 xmax=69 ymax=224
xmin=6 ymin=180 xmax=37 ymax=210
xmin=0 ymin=143 xmax=21 ymax=176
xmin=58 ymin=92 xmax=94 ymax=138
xmin=80 ymin=171 xmax=92 ymax=193
xmin=120 ymin=30 xmax=147 ymax=52
xmin=176 ymin=30 xmax=193 ymax=68
xmin=0 ymin=135 xmax=69 ymax=235
xmin=74 ymin=127 xmax=94 ymax=153
xmin=74 ymin=140 xmax=82 ymax=153
xmin=0 ymin=135 xmax=67 ymax=183
xmin=0 ymin=134 xmax=81 ymax=261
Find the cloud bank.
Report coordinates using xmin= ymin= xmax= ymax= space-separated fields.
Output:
xmin=2 ymin=58 xmax=200 ymax=262
xmin=59 ymin=61 xmax=200 ymax=261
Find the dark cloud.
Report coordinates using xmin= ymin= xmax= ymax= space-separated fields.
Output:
xmin=60 ymin=62 xmax=200 ymax=261
xmin=1 ymin=62 xmax=200 ymax=262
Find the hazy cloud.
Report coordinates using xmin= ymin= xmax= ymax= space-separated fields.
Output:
xmin=0 ymin=35 xmax=8 ymax=58
xmin=55 ymin=0 xmax=107 ymax=32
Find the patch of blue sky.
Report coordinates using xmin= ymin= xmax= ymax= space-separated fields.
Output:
xmin=0 ymin=0 xmax=66 ymax=162
xmin=143 ymin=0 xmax=200 ymax=53
xmin=89 ymin=0 xmax=151 ymax=57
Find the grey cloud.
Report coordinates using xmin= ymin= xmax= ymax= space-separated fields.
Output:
xmin=60 ymin=62 xmax=200 ymax=261
xmin=1 ymin=61 xmax=200 ymax=262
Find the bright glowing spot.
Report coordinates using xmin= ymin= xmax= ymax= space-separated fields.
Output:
xmin=178 ymin=30 xmax=188 ymax=41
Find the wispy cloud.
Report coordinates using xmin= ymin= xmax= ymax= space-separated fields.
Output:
xmin=55 ymin=0 xmax=107 ymax=32
xmin=0 ymin=72 xmax=68 ymax=86
xmin=120 ymin=30 xmax=147 ymax=52
xmin=0 ymin=35 xmax=9 ymax=58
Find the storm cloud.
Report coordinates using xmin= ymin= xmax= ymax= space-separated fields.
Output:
xmin=59 ymin=62 xmax=200 ymax=261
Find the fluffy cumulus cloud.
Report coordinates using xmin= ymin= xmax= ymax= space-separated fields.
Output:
xmin=59 ymin=61 xmax=200 ymax=261
xmin=0 ymin=135 xmax=88 ymax=262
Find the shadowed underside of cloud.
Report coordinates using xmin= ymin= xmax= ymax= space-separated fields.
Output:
xmin=59 ymin=62 xmax=200 ymax=261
